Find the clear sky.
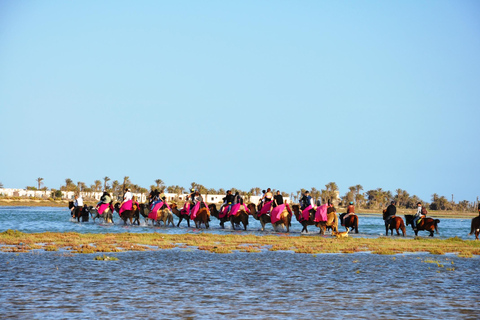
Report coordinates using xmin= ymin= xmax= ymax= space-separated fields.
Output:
xmin=0 ymin=0 xmax=479 ymax=202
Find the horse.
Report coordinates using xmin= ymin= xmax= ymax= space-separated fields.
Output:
xmin=68 ymin=201 xmax=83 ymax=222
xmin=170 ymin=203 xmax=190 ymax=227
xmin=114 ymin=202 xmax=139 ymax=225
xmin=340 ymin=213 xmax=359 ymax=233
xmin=208 ymin=204 xmax=230 ymax=228
xmin=383 ymin=211 xmax=406 ymax=236
xmin=90 ymin=205 xmax=114 ymax=224
xmin=404 ymin=214 xmax=440 ymax=237
xmin=248 ymin=203 xmax=291 ymax=232
xmin=469 ymin=216 xmax=480 ymax=240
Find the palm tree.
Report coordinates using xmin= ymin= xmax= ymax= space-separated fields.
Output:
xmin=155 ymin=179 xmax=164 ymax=190
xmin=0 ymin=181 xmax=3 ymax=188
xmin=122 ymin=176 xmax=130 ymax=193
xmin=36 ymin=177 xmax=44 ymax=190
xmin=94 ymin=180 xmax=102 ymax=192
xmin=103 ymin=176 xmax=111 ymax=190
xmin=64 ymin=178 xmax=75 ymax=191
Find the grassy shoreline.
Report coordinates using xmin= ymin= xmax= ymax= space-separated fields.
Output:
xmin=0 ymin=199 xmax=477 ymax=219
xmin=1 ymin=230 xmax=479 ymax=257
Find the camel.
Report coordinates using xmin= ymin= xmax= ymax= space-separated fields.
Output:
xmin=291 ymin=205 xmax=338 ymax=234
xmin=247 ymin=203 xmax=291 ymax=232
xmin=208 ymin=204 xmax=229 ymax=228
xmin=90 ymin=205 xmax=114 ymax=224
xmin=146 ymin=204 xmax=174 ymax=227
xmin=114 ymin=202 xmax=139 ymax=225
xmin=192 ymin=206 xmax=210 ymax=229
xmin=170 ymin=203 xmax=191 ymax=227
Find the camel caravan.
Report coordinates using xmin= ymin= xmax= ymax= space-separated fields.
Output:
xmin=69 ymin=188 xmax=480 ymax=239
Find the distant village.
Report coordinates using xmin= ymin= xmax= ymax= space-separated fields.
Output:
xmin=0 ymin=188 xmax=291 ymax=205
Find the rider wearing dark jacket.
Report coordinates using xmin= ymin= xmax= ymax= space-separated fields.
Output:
xmin=384 ymin=201 xmax=397 ymax=226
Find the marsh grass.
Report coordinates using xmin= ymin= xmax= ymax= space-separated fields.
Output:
xmin=1 ymin=229 xmax=479 ymax=256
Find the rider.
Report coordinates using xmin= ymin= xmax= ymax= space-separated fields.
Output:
xmin=221 ymin=190 xmax=235 ymax=213
xmin=71 ymin=194 xmax=84 ymax=216
xmin=384 ymin=201 xmax=397 ymax=229
xmin=120 ymin=188 xmax=133 ymax=206
xmin=273 ymin=191 xmax=284 ymax=208
xmin=412 ymin=202 xmax=425 ymax=231
xmin=233 ymin=192 xmax=243 ymax=205
xmin=300 ymin=191 xmax=313 ymax=210
xmin=327 ymin=200 xmax=336 ymax=215
xmin=96 ymin=192 xmax=111 ymax=208
xmin=341 ymin=201 xmax=355 ymax=226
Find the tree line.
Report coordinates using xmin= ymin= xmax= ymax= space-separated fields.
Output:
xmin=4 ymin=178 xmax=479 ymax=213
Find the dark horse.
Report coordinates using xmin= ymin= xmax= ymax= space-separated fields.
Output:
xmin=469 ymin=216 xmax=480 ymax=240
xmin=114 ymin=202 xmax=139 ymax=225
xmin=339 ymin=213 xmax=359 ymax=233
xmin=404 ymin=214 xmax=440 ymax=237
xmin=68 ymin=201 xmax=88 ymax=222
xmin=383 ymin=211 xmax=406 ymax=236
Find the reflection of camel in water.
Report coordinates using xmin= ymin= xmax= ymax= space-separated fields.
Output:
xmin=291 ymin=205 xmax=338 ymax=234
xmin=170 ymin=203 xmax=190 ymax=227
xmin=247 ymin=203 xmax=291 ymax=232
xmin=405 ymin=214 xmax=439 ymax=237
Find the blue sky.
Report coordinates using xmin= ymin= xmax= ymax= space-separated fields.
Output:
xmin=0 ymin=0 xmax=479 ymax=202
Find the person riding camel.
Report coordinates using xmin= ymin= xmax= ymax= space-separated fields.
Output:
xmin=300 ymin=191 xmax=313 ymax=211
xmin=273 ymin=191 xmax=284 ymax=208
xmin=194 ymin=191 xmax=204 ymax=208
xmin=120 ymin=188 xmax=133 ymax=206
xmin=327 ymin=200 xmax=336 ymax=215
xmin=234 ymin=192 xmax=243 ymax=205
xmin=412 ymin=202 xmax=427 ymax=231
xmin=341 ymin=201 xmax=355 ymax=226
xmin=96 ymin=192 xmax=111 ymax=208
xmin=384 ymin=201 xmax=397 ymax=229
xmin=220 ymin=190 xmax=235 ymax=214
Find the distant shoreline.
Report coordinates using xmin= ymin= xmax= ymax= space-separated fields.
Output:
xmin=0 ymin=198 xmax=477 ymax=219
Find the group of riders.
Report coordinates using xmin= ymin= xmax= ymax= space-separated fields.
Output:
xmin=70 ymin=187 xmax=480 ymax=234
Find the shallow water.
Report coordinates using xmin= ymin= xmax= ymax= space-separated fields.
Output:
xmin=1 ymin=207 xmax=479 ymax=319
xmin=0 ymin=206 xmax=476 ymax=240
xmin=0 ymin=250 xmax=479 ymax=319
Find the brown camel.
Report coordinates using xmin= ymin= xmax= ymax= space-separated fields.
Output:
xmin=291 ymin=205 xmax=338 ymax=234
xmin=170 ymin=203 xmax=190 ymax=227
xmin=247 ymin=203 xmax=291 ymax=232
